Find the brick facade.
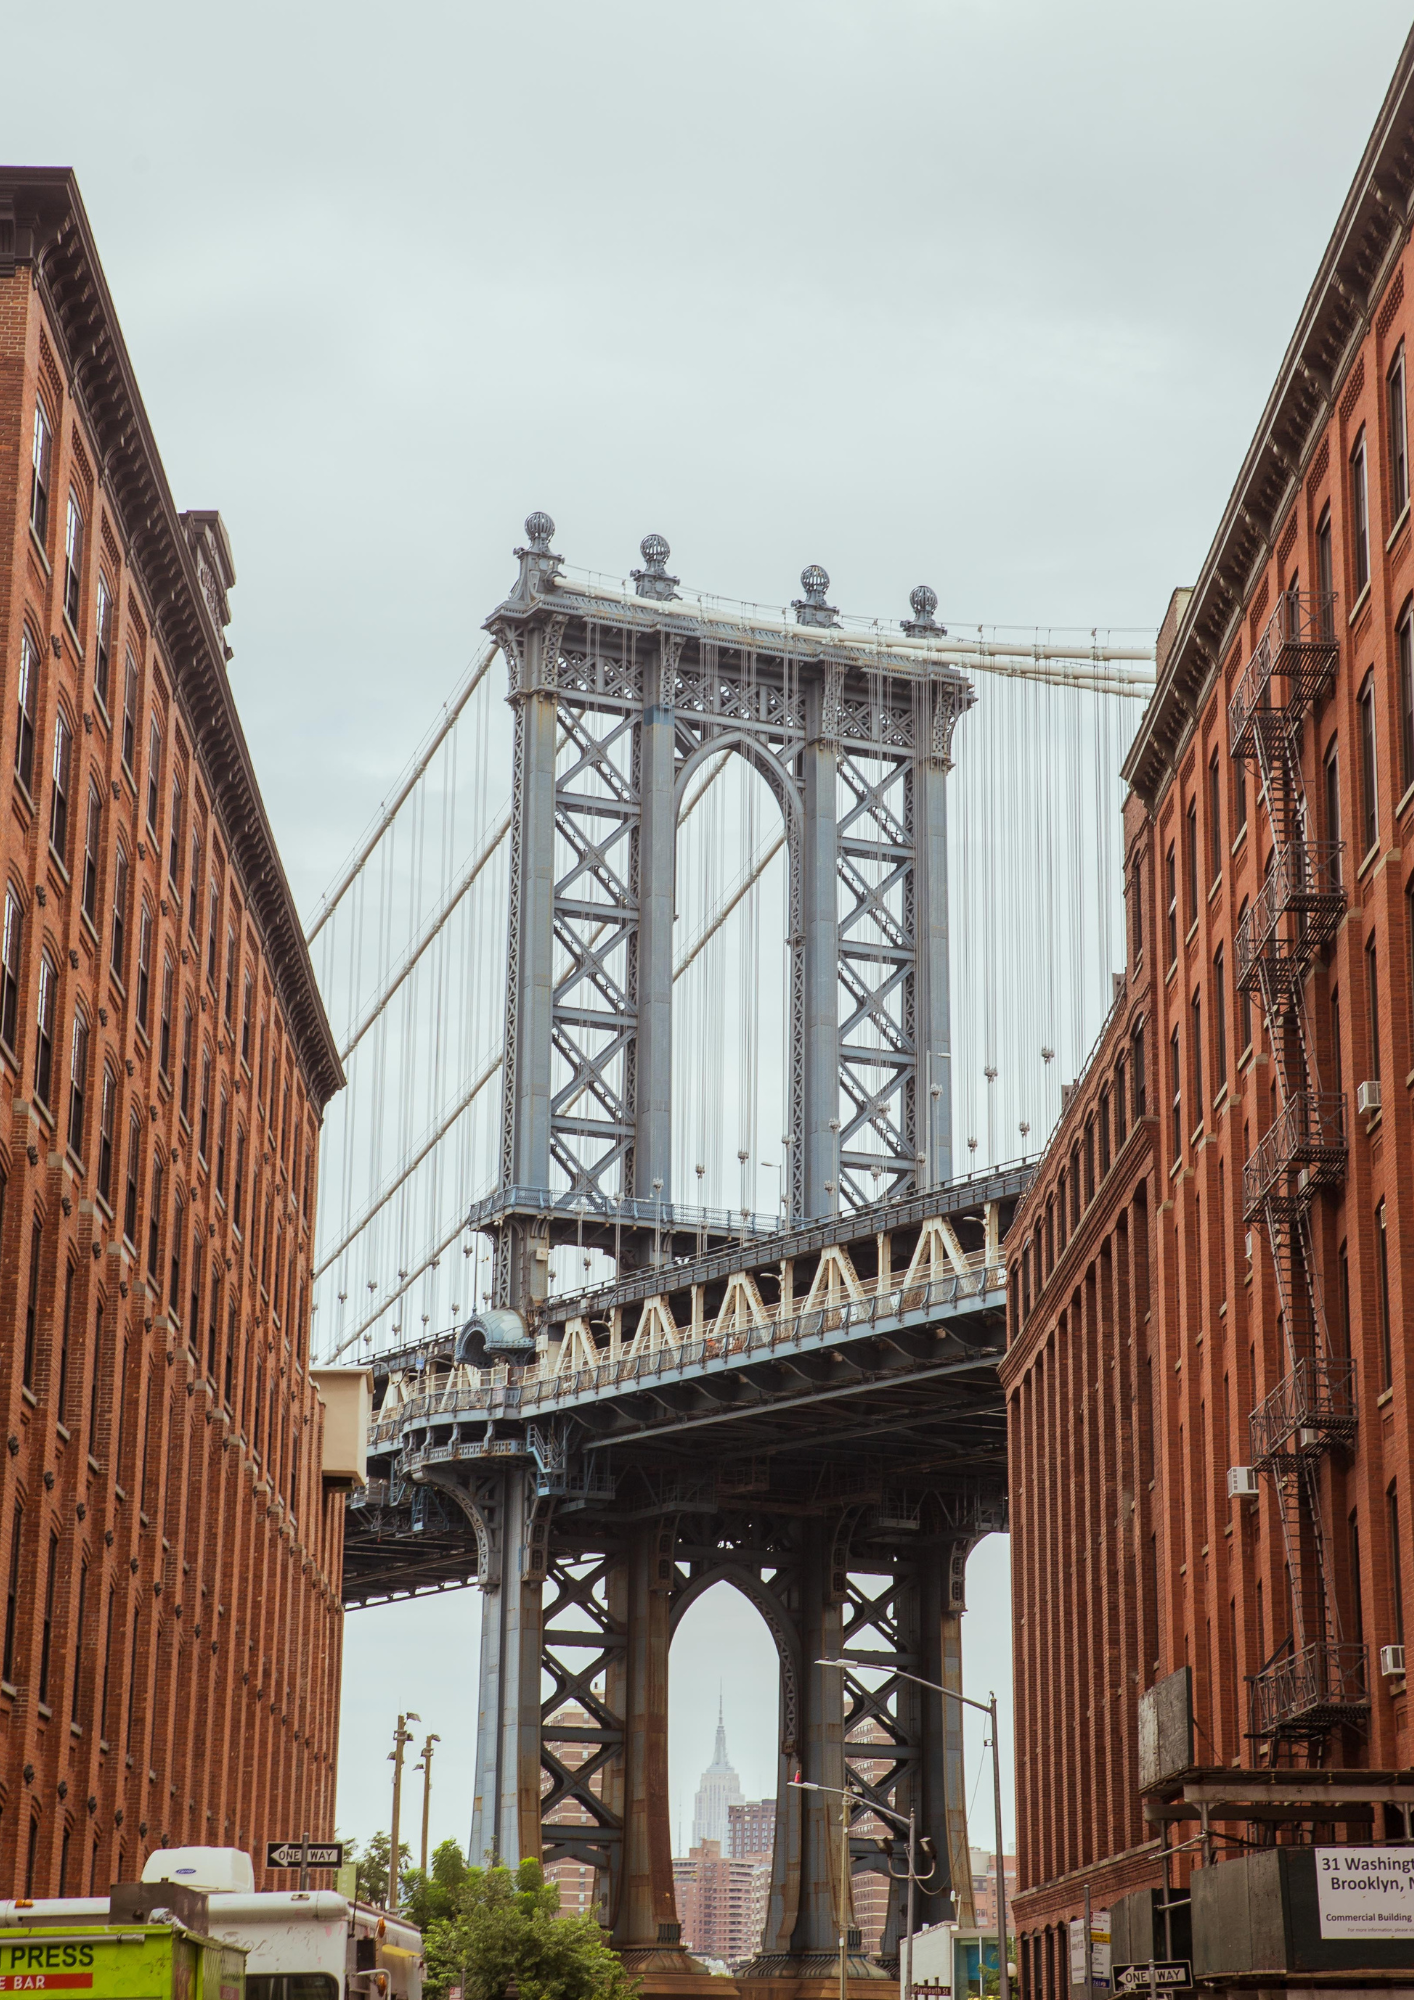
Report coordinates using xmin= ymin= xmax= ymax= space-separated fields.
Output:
xmin=0 ymin=171 xmax=344 ymax=1897
xmin=1001 ymin=31 xmax=1414 ymax=1997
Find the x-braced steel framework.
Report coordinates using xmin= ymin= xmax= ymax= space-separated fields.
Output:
xmin=487 ymin=520 xmax=973 ymax=1310
xmin=1228 ymin=587 xmax=1365 ymax=1745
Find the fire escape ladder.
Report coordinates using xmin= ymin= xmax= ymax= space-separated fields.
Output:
xmin=1228 ymin=588 xmax=1366 ymax=1747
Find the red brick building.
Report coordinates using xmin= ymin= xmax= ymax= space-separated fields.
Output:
xmin=0 ymin=169 xmax=345 ymax=1897
xmin=1002 ymin=32 xmax=1414 ymax=1996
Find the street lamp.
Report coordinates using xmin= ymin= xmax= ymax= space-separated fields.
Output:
xmin=818 ymin=1660 xmax=1011 ymax=2000
xmin=788 ymin=1772 xmax=857 ymax=2000
xmin=387 ymin=1711 xmax=421 ymax=1910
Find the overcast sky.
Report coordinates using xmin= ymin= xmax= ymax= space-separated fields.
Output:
xmin=11 ymin=0 xmax=1414 ymax=1869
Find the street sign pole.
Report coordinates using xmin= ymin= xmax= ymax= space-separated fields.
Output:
xmin=300 ymin=1833 xmax=310 ymax=1894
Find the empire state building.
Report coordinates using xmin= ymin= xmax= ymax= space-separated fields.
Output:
xmin=690 ymin=1697 xmax=745 ymax=1849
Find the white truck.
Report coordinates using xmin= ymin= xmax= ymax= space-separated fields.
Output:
xmin=0 ymin=1848 xmax=422 ymax=2000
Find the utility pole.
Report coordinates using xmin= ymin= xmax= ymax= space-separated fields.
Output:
xmin=415 ymin=1731 xmax=441 ymax=1875
xmin=387 ymin=1710 xmax=420 ymax=1909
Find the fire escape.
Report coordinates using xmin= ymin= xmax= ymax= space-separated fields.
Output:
xmin=1228 ymin=588 xmax=1367 ymax=1749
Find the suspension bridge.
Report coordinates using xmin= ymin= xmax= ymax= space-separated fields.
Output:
xmin=308 ymin=516 xmax=1154 ymax=1996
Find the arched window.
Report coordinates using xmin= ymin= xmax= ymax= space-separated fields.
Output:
xmin=206 ymin=880 xmax=219 ymax=984
xmin=158 ymin=953 xmax=174 ymax=1075
xmin=167 ymin=777 xmax=182 ymax=885
xmin=97 ymin=1064 xmax=117 ymax=1204
xmin=198 ymin=1047 xmax=212 ymax=1161
xmin=63 ymin=491 xmax=84 ymax=630
xmin=179 ymin=1002 xmax=193 ymax=1120
xmin=30 ymin=398 xmax=52 ymax=543
xmin=0 ymin=888 xmax=22 ymax=1052
xmin=233 ymin=1124 xmax=246 ymax=1231
xmin=122 ymin=1110 xmax=142 ymax=1245
xmin=49 ymin=709 xmax=73 ymax=861
xmin=188 ymin=830 xmax=201 ymax=932
xmin=111 ymin=846 xmax=129 ymax=980
xmin=215 ymin=1087 xmax=229 ymax=1195
xmin=81 ymin=781 xmax=101 ymax=924
xmin=15 ymin=627 xmax=39 ymax=794
xmin=146 ymin=718 xmax=161 ymax=834
xmin=94 ymin=574 xmax=113 ymax=713
xmin=67 ymin=1008 xmax=89 ymax=1158
xmin=34 ymin=951 xmax=57 ymax=1107
xmin=187 ymin=1222 xmax=201 ymax=1348
xmin=121 ymin=651 xmax=138 ymax=773
xmin=147 ymin=1155 xmax=164 ymax=1286
xmin=136 ymin=905 xmax=152 ymax=1032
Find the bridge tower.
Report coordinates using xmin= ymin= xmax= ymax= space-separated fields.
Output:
xmin=437 ymin=521 xmax=996 ymax=1999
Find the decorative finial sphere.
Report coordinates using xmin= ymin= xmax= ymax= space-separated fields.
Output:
xmin=640 ymin=532 xmax=671 ymax=566
xmin=910 ymin=583 xmax=938 ymax=620
xmin=801 ymin=564 xmax=830 ymax=596
xmin=525 ymin=511 xmax=555 ymax=551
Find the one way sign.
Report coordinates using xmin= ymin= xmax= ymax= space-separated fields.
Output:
xmin=266 ymin=1840 xmax=344 ymax=1870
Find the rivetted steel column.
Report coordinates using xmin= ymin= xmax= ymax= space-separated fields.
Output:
xmin=801 ymin=672 xmax=840 ymax=1220
xmin=469 ymin=1470 xmax=547 ymax=1866
xmin=634 ymin=642 xmax=676 ymax=1214
xmin=780 ymin=1519 xmax=851 ymax=1957
xmin=914 ymin=752 xmax=953 ymax=1188
xmin=608 ymin=1522 xmax=687 ymax=1963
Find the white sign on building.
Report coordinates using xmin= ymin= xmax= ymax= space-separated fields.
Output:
xmin=1316 ymin=1848 xmax=1414 ymax=1937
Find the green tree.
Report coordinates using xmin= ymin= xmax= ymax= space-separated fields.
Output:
xmin=341 ymin=1831 xmax=412 ymax=1911
xmin=402 ymin=1840 xmax=473 ymax=1931
xmin=422 ymin=1857 xmax=636 ymax=2000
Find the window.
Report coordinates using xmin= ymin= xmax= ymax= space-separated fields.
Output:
xmin=123 ymin=1111 xmax=141 ymax=1245
xmin=68 ymin=1010 xmax=88 ymax=1157
xmin=207 ymin=882 xmax=219 ymax=983
xmin=1358 ymin=672 xmax=1379 ymax=857
xmin=1400 ymin=601 xmax=1414 ymax=797
xmin=34 ymin=952 xmax=56 ymax=1107
xmin=70 ymin=1560 xmax=87 ymax=1728
xmin=168 ymin=777 xmax=182 ymax=884
xmin=1190 ymin=991 xmax=1203 ymax=1123
xmin=1170 ymin=1025 xmax=1181 ymax=1157
xmin=189 ymin=832 xmax=201 ymax=933
xmin=1083 ymin=1118 xmax=1095 ymax=1201
xmin=170 ymin=1188 xmax=184 ymax=1315
xmin=241 ymin=970 xmax=253 ymax=1065
xmin=30 ymin=399 xmax=52 ymax=543
xmin=146 ymin=719 xmax=161 ymax=834
xmin=158 ymin=957 xmax=174 ymax=1076
xmin=1166 ymin=844 xmax=1178 ymax=965
xmin=189 ymin=1231 xmax=202 ymax=1353
xmin=147 ymin=1155 xmax=163 ymax=1286
xmin=1321 ymin=739 xmax=1341 ymax=883
xmin=1128 ymin=860 xmax=1143 ymax=966
xmin=1377 ymin=1200 xmax=1393 ymax=1388
xmin=81 ymin=782 xmax=101 ymax=923
xmin=1390 ymin=343 xmax=1409 ymax=518
xmin=224 ymin=925 xmax=237 ymax=1024
xmin=216 ymin=1089 xmax=228 ymax=1196
xmin=121 ymin=653 xmax=137 ymax=773
xmin=1332 ymin=988 xmax=1344 ymax=1100
xmin=302 ymin=1141 xmax=312 ymax=1220
xmin=94 ymin=574 xmax=112 ymax=712
xmin=136 ymin=906 xmax=152 ymax=1032
xmin=1132 ymin=1020 xmax=1146 ymax=1116
xmin=207 ymin=1263 xmax=221 ymax=1378
xmin=1234 ymin=754 xmax=1247 ymax=836
xmin=224 ymin=1295 xmax=236 ymax=1408
xmin=23 ymin=1220 xmax=41 ymax=1388
xmin=97 ymin=1065 xmax=116 ymax=1203
xmin=1352 ymin=429 xmax=1370 ymax=595
xmin=3 ymin=1504 xmax=22 ymax=1684
xmin=0 ymin=890 xmax=21 ymax=1053
xmin=38 ymin=1531 xmax=57 ymax=1705
xmin=1115 ymin=1055 xmax=1128 ymax=1144
xmin=1317 ymin=503 xmax=1335 ymax=637
xmin=179 ymin=1002 xmax=193 ymax=1121
xmin=49 ymin=710 xmax=72 ymax=862
xmin=199 ymin=1051 xmax=212 ymax=1161
xmin=1391 ymin=1484 xmax=1406 ymax=1646
xmin=1184 ymin=800 xmax=1199 ymax=920
xmin=1214 ymin=945 xmax=1227 ymax=1093
xmin=16 ymin=627 xmax=38 ymax=794
xmin=233 ymin=1125 xmax=245 ymax=1231
xmin=58 ymin=1260 xmax=73 ymax=1422
xmin=1366 ymin=934 xmax=1382 ymax=1083
xmin=63 ymin=492 xmax=84 ymax=631
xmin=111 ymin=847 xmax=128 ymax=979
xmin=1207 ymin=751 xmax=1222 ymax=882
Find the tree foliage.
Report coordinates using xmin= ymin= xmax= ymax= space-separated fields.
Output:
xmin=339 ymin=1831 xmax=412 ymax=1911
xmin=421 ymin=1857 xmax=636 ymax=2000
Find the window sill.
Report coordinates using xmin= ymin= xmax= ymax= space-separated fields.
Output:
xmin=33 ymin=1095 xmax=56 ymax=1134
xmin=1214 ymin=1084 xmax=1229 ymax=1114
xmin=1399 ymin=779 xmax=1414 ymax=823
xmin=36 ymin=1702 xmax=51 ymax=1722
xmin=1378 ymin=1386 xmax=1394 ymax=1407
xmin=79 ymin=908 xmax=99 ymax=950
xmin=1185 ymin=916 xmax=1200 ymax=946
xmin=62 ymin=610 xmax=85 ymax=665
xmin=92 ymin=690 xmax=111 ymax=735
xmin=1190 ymin=1122 xmax=1205 ymax=1145
xmin=13 ymin=774 xmax=36 ymax=821
xmin=21 ymin=1384 xmax=37 ymax=1408
xmin=1230 ymin=821 xmax=1248 ymax=857
xmin=29 ymin=526 xmax=52 ymax=577
xmin=1349 ymin=580 xmax=1372 ymax=627
xmin=1207 ymin=875 xmax=1222 ymax=905
xmin=1387 ymin=500 xmax=1411 ymax=552
xmin=48 ymin=847 xmax=71 ymax=890
xmin=1356 ymin=841 xmax=1382 ymax=881
xmin=1165 ymin=958 xmax=1178 ymax=987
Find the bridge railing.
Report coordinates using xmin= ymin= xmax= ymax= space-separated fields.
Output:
xmin=367 ymin=1261 xmax=1007 ymax=1442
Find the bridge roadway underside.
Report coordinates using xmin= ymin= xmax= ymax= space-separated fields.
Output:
xmin=342 ymin=1171 xmax=1025 ymax=2000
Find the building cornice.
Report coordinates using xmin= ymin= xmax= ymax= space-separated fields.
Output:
xmin=1123 ymin=23 xmax=1414 ymax=810
xmin=0 ymin=166 xmax=343 ymax=1111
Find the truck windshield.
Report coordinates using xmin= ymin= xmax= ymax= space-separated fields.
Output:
xmin=247 ymin=1978 xmax=340 ymax=2000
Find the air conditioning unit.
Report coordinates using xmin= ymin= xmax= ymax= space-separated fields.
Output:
xmin=1228 ymin=1465 xmax=1260 ymax=1499
xmin=1380 ymin=1644 xmax=1406 ymax=1678
xmin=1297 ymin=1426 xmax=1320 ymax=1450
xmin=1245 ymin=1230 xmax=1253 ymax=1261
xmin=1357 ymin=1079 xmax=1382 ymax=1116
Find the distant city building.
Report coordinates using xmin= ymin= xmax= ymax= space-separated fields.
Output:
xmin=727 ymin=1797 xmax=775 ymax=1863
xmin=542 ymin=1701 xmax=600 ymax=1922
xmin=691 ymin=1698 xmax=745 ymax=1849
xmin=674 ymin=1840 xmax=768 ymax=1968
xmin=968 ymin=1848 xmax=1017 ymax=1933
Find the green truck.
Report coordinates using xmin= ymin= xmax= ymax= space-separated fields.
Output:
xmin=0 ymin=1886 xmax=245 ymax=2000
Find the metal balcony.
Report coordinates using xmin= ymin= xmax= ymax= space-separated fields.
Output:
xmin=1255 ymin=839 xmax=1345 ymax=952
xmin=1242 ymin=1091 xmax=1347 ymax=1217
xmin=1229 ymin=591 xmax=1339 ymax=753
xmin=1249 ymin=1640 xmax=1368 ymax=1740
xmin=1249 ymin=1355 xmax=1357 ymax=1463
